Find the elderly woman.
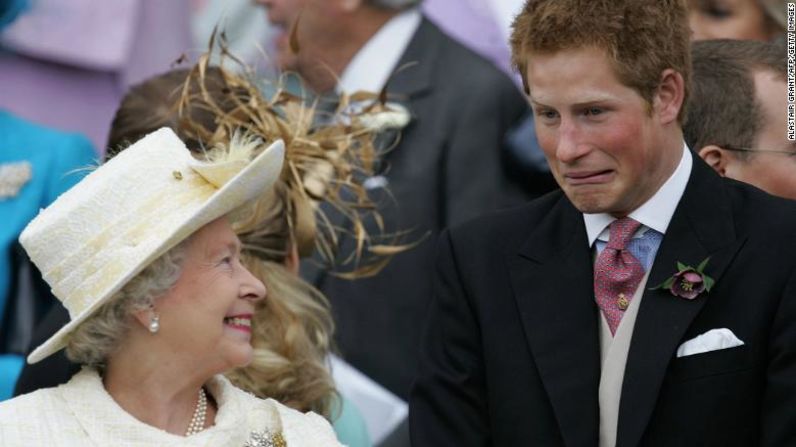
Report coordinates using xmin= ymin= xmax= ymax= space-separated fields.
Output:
xmin=13 ymin=50 xmax=409 ymax=445
xmin=0 ymin=128 xmax=342 ymax=445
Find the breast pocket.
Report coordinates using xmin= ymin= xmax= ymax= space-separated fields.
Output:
xmin=667 ymin=345 xmax=755 ymax=382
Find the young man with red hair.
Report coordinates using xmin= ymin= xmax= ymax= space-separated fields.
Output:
xmin=410 ymin=1 xmax=796 ymax=445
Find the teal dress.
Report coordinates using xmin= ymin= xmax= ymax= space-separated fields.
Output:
xmin=332 ymin=395 xmax=372 ymax=447
xmin=0 ymin=110 xmax=96 ymax=400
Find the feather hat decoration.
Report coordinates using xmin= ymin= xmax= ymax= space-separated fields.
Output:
xmin=175 ymin=30 xmax=415 ymax=278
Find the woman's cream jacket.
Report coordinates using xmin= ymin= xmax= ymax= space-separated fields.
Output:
xmin=0 ymin=368 xmax=342 ymax=446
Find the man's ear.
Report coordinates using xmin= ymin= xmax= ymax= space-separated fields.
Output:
xmin=698 ymin=145 xmax=730 ymax=176
xmin=653 ymin=69 xmax=685 ymax=125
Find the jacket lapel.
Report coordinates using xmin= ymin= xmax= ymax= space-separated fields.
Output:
xmin=508 ymin=196 xmax=600 ymax=447
xmin=382 ymin=18 xmax=435 ymax=101
xmin=616 ymin=157 xmax=746 ymax=447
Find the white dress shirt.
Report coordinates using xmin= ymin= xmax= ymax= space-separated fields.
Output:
xmin=584 ymin=143 xmax=693 ymax=247
xmin=337 ymin=8 xmax=422 ymax=94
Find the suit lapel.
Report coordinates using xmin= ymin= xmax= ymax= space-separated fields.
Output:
xmin=382 ymin=18 xmax=435 ymax=101
xmin=508 ymin=196 xmax=600 ymax=447
xmin=616 ymin=157 xmax=747 ymax=447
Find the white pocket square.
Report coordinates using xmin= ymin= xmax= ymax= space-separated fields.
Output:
xmin=676 ymin=328 xmax=744 ymax=358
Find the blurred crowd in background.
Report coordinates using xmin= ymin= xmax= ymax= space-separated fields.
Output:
xmin=0 ymin=0 xmax=530 ymax=152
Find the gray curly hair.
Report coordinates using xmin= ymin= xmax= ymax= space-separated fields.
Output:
xmin=65 ymin=240 xmax=189 ymax=368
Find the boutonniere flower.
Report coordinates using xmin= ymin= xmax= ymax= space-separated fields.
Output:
xmin=652 ymin=257 xmax=715 ymax=300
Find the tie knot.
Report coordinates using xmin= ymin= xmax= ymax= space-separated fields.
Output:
xmin=606 ymin=217 xmax=641 ymax=250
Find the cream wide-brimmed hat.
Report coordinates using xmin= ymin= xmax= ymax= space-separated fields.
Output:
xmin=20 ymin=127 xmax=284 ymax=363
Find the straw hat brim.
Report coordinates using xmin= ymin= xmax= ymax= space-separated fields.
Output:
xmin=27 ymin=139 xmax=285 ymax=364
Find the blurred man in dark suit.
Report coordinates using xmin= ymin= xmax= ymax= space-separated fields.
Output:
xmin=255 ymin=0 xmax=547 ymax=398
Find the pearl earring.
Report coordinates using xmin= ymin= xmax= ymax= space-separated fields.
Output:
xmin=148 ymin=314 xmax=160 ymax=333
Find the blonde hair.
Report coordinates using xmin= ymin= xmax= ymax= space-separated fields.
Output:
xmin=226 ymin=257 xmax=337 ymax=417
xmin=223 ymin=179 xmax=338 ymax=417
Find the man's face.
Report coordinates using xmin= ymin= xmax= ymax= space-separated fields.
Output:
xmin=254 ymin=0 xmax=337 ymax=72
xmin=526 ymin=47 xmax=681 ymax=216
xmin=725 ymin=70 xmax=796 ymax=199
xmin=255 ymin=0 xmax=306 ymax=70
xmin=257 ymin=0 xmax=304 ymax=26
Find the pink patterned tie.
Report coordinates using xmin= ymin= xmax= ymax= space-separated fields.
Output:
xmin=594 ymin=217 xmax=645 ymax=335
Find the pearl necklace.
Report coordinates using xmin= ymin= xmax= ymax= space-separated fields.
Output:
xmin=185 ymin=387 xmax=208 ymax=436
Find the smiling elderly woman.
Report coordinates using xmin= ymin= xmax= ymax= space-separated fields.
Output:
xmin=0 ymin=128 xmax=342 ymax=446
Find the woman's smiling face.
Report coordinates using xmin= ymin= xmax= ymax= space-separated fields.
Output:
xmin=155 ymin=217 xmax=266 ymax=374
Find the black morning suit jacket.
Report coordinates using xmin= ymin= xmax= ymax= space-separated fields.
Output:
xmin=409 ymin=155 xmax=796 ymax=446
xmin=307 ymin=17 xmax=550 ymax=398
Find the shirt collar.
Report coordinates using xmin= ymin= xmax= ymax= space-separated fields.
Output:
xmin=583 ymin=143 xmax=693 ymax=246
xmin=337 ymin=8 xmax=422 ymax=94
